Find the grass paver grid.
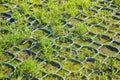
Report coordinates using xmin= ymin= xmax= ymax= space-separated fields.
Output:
xmin=0 ymin=0 xmax=120 ymax=80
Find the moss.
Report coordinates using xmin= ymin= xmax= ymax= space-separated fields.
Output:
xmin=32 ymin=29 xmax=49 ymax=38
xmin=0 ymin=64 xmax=13 ymax=79
xmin=95 ymin=54 xmax=107 ymax=62
xmin=57 ymin=69 xmax=69 ymax=77
xmin=0 ymin=52 xmax=14 ymax=62
xmin=30 ymin=46 xmax=40 ymax=53
xmin=84 ymin=60 xmax=102 ymax=70
xmin=80 ymin=68 xmax=92 ymax=76
xmin=77 ymin=13 xmax=87 ymax=20
xmin=16 ymin=50 xmax=35 ymax=61
xmin=37 ymin=51 xmax=55 ymax=60
xmin=85 ymin=32 xmax=96 ymax=38
xmin=69 ymin=18 xmax=82 ymax=26
xmin=7 ymin=46 xmax=20 ymax=54
xmin=99 ymin=45 xmax=118 ymax=57
xmin=88 ymin=72 xmax=109 ymax=80
xmin=114 ymin=33 xmax=120 ymax=42
xmin=35 ymin=71 xmax=45 ymax=78
xmin=52 ymin=25 xmax=68 ymax=36
xmin=116 ymin=54 xmax=120 ymax=59
xmin=98 ymin=10 xmax=113 ymax=16
xmin=70 ymin=43 xmax=81 ymax=50
xmin=111 ymin=41 xmax=120 ymax=48
xmin=83 ymin=9 xmax=96 ymax=16
xmin=71 ymin=24 xmax=88 ymax=35
xmin=53 ymin=56 xmax=65 ymax=63
xmin=59 ymin=48 xmax=76 ymax=58
xmin=43 ymin=74 xmax=61 ymax=80
xmin=62 ymin=59 xmax=82 ymax=72
xmin=9 ymin=59 xmax=21 ymax=66
xmin=104 ymin=16 xmax=118 ymax=24
xmin=0 ymin=6 xmax=8 ymax=12
xmin=74 ymin=36 xmax=92 ymax=46
xmin=89 ymin=26 xmax=106 ymax=34
xmin=90 ymin=42 xmax=101 ymax=49
xmin=40 ymin=62 xmax=59 ymax=74
xmin=105 ymin=31 xmax=115 ymax=38
xmin=17 ymin=40 xmax=32 ymax=49
xmin=109 ymin=25 xmax=120 ymax=33
xmin=55 ymin=37 xmax=73 ymax=47
xmin=114 ymin=0 xmax=120 ymax=5
xmin=65 ymin=73 xmax=85 ymax=80
xmin=94 ymin=35 xmax=112 ymax=44
xmin=77 ymin=47 xmax=97 ymax=61
xmin=86 ymin=17 xmax=101 ymax=24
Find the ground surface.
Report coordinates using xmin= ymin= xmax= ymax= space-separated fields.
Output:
xmin=0 ymin=0 xmax=120 ymax=80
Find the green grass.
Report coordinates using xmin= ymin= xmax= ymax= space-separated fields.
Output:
xmin=11 ymin=56 xmax=41 ymax=79
xmin=0 ymin=27 xmax=32 ymax=52
xmin=38 ymin=36 xmax=54 ymax=60
xmin=0 ymin=0 xmax=120 ymax=80
xmin=0 ymin=5 xmax=8 ymax=12
xmin=0 ymin=64 xmax=12 ymax=79
xmin=114 ymin=0 xmax=120 ymax=5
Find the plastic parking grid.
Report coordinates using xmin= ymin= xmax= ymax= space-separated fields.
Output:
xmin=0 ymin=0 xmax=120 ymax=80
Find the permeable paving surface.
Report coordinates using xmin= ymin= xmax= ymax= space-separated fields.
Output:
xmin=0 ymin=0 xmax=120 ymax=80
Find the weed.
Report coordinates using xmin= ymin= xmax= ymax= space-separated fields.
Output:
xmin=52 ymin=25 xmax=67 ymax=36
xmin=11 ymin=56 xmax=41 ymax=79
xmin=0 ymin=63 xmax=13 ymax=79
xmin=114 ymin=0 xmax=120 ymax=5
xmin=71 ymin=23 xmax=88 ymax=35
xmin=38 ymin=36 xmax=54 ymax=60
